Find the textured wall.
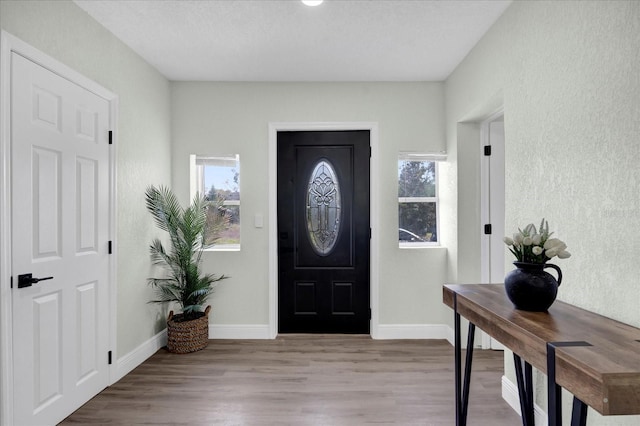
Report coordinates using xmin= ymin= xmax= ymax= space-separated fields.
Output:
xmin=446 ymin=1 xmax=640 ymax=424
xmin=170 ymin=82 xmax=448 ymax=326
xmin=1 ymin=0 xmax=173 ymax=357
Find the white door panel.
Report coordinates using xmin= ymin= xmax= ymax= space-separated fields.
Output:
xmin=11 ymin=52 xmax=111 ymax=426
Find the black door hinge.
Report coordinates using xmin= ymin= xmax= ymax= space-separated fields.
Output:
xmin=10 ymin=276 xmax=13 ymax=289
xmin=108 ymin=130 xmax=113 ymax=145
xmin=369 ymin=146 xmax=372 ymax=158
xmin=108 ymin=350 xmax=112 ymax=365
xmin=369 ymin=308 xmax=372 ymax=319
xmin=369 ymin=228 xmax=372 ymax=239
xmin=484 ymin=224 xmax=492 ymax=235
xmin=108 ymin=241 xmax=113 ymax=254
xmin=484 ymin=145 xmax=492 ymax=156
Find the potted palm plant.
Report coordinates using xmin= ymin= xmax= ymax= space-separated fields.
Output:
xmin=145 ymin=185 xmax=228 ymax=353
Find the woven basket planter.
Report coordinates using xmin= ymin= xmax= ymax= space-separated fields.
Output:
xmin=166 ymin=305 xmax=211 ymax=354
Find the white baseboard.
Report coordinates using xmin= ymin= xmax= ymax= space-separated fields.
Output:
xmin=374 ymin=324 xmax=451 ymax=340
xmin=445 ymin=324 xmax=455 ymax=346
xmin=502 ymin=375 xmax=547 ymax=426
xmin=209 ymin=324 xmax=271 ymax=339
xmin=114 ymin=329 xmax=167 ymax=383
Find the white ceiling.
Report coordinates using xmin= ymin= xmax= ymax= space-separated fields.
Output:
xmin=74 ymin=0 xmax=511 ymax=82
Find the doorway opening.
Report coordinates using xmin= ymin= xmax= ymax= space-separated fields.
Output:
xmin=277 ymin=130 xmax=370 ymax=333
xmin=267 ymin=123 xmax=380 ymax=338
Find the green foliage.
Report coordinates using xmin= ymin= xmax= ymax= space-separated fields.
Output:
xmin=398 ymin=160 xmax=437 ymax=239
xmin=398 ymin=160 xmax=435 ymax=197
xmin=145 ymin=185 xmax=228 ymax=320
xmin=203 ymin=185 xmax=238 ymax=245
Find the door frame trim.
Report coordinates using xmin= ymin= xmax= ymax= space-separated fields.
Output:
xmin=0 ymin=31 xmax=118 ymax=425
xmin=479 ymin=108 xmax=505 ymax=350
xmin=480 ymin=108 xmax=505 ymax=282
xmin=268 ymin=122 xmax=379 ymax=338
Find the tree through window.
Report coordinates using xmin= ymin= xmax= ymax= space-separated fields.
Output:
xmin=398 ymin=154 xmax=442 ymax=246
xmin=191 ymin=155 xmax=240 ymax=249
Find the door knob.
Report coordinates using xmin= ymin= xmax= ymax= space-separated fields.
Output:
xmin=17 ymin=273 xmax=53 ymax=288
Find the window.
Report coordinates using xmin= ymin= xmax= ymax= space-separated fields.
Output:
xmin=307 ymin=159 xmax=342 ymax=256
xmin=398 ymin=153 xmax=444 ymax=247
xmin=190 ymin=154 xmax=240 ymax=250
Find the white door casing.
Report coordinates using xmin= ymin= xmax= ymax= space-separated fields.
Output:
xmin=481 ymin=115 xmax=506 ymax=283
xmin=1 ymin=32 xmax=117 ymax=426
xmin=267 ymin=122 xmax=380 ymax=339
xmin=480 ymin=111 xmax=505 ymax=350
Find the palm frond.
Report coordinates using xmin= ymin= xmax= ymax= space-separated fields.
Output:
xmin=145 ymin=185 xmax=229 ymax=315
xmin=145 ymin=186 xmax=183 ymax=233
xmin=149 ymin=238 xmax=170 ymax=264
xmin=148 ymin=282 xmax=183 ymax=304
xmin=202 ymin=200 xmax=230 ymax=248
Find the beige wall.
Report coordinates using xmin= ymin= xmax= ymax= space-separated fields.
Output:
xmin=171 ymin=82 xmax=449 ymax=327
xmin=0 ymin=0 xmax=173 ymax=357
xmin=446 ymin=1 xmax=640 ymax=424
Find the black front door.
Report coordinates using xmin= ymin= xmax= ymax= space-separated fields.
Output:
xmin=277 ymin=130 xmax=370 ymax=333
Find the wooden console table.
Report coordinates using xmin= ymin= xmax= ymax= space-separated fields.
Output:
xmin=443 ymin=284 xmax=640 ymax=426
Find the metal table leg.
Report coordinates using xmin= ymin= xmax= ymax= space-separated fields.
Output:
xmin=514 ymin=354 xmax=535 ymax=425
xmin=546 ymin=341 xmax=592 ymax=426
xmin=454 ymin=294 xmax=476 ymax=426
xmin=570 ymin=397 xmax=588 ymax=426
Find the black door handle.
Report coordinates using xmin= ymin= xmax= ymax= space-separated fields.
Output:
xmin=17 ymin=273 xmax=53 ymax=288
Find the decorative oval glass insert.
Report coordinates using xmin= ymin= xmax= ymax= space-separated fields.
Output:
xmin=306 ymin=159 xmax=341 ymax=256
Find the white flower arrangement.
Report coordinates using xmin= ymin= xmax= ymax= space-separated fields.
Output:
xmin=503 ymin=219 xmax=571 ymax=264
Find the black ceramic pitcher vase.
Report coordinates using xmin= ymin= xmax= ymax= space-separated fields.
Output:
xmin=504 ymin=262 xmax=562 ymax=311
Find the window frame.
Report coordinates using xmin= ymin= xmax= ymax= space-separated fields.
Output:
xmin=398 ymin=152 xmax=445 ymax=249
xmin=189 ymin=154 xmax=241 ymax=251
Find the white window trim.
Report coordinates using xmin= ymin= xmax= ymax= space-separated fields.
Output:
xmin=398 ymin=152 xmax=445 ymax=249
xmin=189 ymin=154 xmax=241 ymax=251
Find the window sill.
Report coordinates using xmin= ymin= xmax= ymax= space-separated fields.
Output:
xmin=398 ymin=243 xmax=444 ymax=250
xmin=202 ymin=244 xmax=241 ymax=252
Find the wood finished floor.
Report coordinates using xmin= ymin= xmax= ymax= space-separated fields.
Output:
xmin=60 ymin=336 xmax=520 ymax=425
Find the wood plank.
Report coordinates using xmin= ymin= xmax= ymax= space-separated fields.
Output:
xmin=60 ymin=336 xmax=520 ymax=425
xmin=443 ymin=284 xmax=640 ymax=415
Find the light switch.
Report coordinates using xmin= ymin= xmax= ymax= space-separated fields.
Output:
xmin=254 ymin=213 xmax=263 ymax=228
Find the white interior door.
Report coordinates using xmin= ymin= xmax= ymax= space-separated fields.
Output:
xmin=480 ymin=113 xmax=505 ymax=350
xmin=10 ymin=52 xmax=111 ymax=425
